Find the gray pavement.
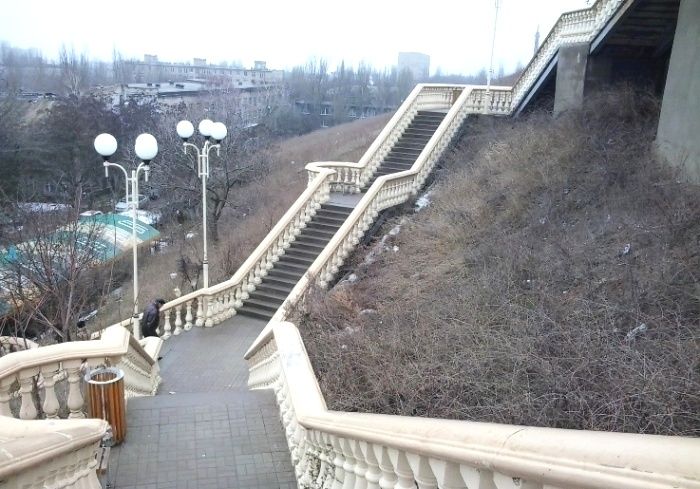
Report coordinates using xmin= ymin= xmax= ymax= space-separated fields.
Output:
xmin=109 ymin=316 xmax=296 ymax=489
xmin=327 ymin=191 xmax=363 ymax=208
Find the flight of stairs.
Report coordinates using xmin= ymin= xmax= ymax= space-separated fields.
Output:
xmin=362 ymin=110 xmax=446 ymax=190
xmin=237 ymin=204 xmax=354 ymax=320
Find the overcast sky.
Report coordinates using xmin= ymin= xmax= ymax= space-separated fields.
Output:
xmin=0 ymin=0 xmax=589 ymax=75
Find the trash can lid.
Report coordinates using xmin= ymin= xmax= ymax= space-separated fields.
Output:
xmin=85 ymin=366 xmax=125 ymax=384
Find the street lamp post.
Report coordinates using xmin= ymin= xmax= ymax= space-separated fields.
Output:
xmin=94 ymin=132 xmax=159 ymax=339
xmin=175 ymin=119 xmax=227 ymax=292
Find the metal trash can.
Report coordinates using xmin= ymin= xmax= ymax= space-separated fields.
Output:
xmin=85 ymin=367 xmax=126 ymax=445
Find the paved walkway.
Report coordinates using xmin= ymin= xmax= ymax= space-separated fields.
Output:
xmin=109 ymin=317 xmax=296 ymax=489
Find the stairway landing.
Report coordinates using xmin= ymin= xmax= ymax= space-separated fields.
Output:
xmin=109 ymin=317 xmax=296 ymax=489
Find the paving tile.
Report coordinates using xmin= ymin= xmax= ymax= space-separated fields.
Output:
xmin=109 ymin=316 xmax=296 ymax=488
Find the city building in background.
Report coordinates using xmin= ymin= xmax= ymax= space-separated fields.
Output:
xmin=398 ymin=52 xmax=430 ymax=80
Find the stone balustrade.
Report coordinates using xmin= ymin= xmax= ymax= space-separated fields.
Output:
xmin=306 ymin=162 xmax=364 ymax=194
xmin=0 ymin=416 xmax=107 ymax=489
xmin=246 ymin=322 xmax=700 ymax=489
xmin=0 ymin=325 xmax=161 ymax=420
xmin=510 ymin=0 xmax=627 ymax=111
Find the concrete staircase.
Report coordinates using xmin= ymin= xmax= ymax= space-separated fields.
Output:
xmin=237 ymin=203 xmax=354 ymax=320
xmin=362 ymin=110 xmax=446 ymax=190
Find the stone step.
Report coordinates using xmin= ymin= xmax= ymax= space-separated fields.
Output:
xmin=254 ymin=284 xmax=293 ymax=299
xmin=244 ymin=297 xmax=281 ymax=312
xmin=275 ymin=259 xmax=310 ymax=272
xmin=237 ymin=304 xmax=275 ymax=320
xmin=277 ymin=253 xmax=315 ymax=266
xmin=267 ymin=268 xmax=305 ymax=281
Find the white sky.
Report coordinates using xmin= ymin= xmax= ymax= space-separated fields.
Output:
xmin=0 ymin=0 xmax=589 ymax=74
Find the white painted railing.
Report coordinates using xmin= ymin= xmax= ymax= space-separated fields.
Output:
xmin=0 ymin=325 xmax=161 ymax=420
xmin=0 ymin=416 xmax=107 ymax=489
xmin=510 ymin=0 xmax=628 ymax=110
xmin=246 ymin=322 xmax=700 ymax=489
xmin=306 ymin=84 xmax=467 ymax=193
xmin=152 ymin=167 xmax=335 ymax=333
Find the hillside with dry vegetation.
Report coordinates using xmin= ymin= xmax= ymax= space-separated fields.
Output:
xmin=297 ymin=89 xmax=700 ymax=436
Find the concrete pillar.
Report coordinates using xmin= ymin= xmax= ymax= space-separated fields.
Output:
xmin=553 ymin=43 xmax=590 ymax=115
xmin=657 ymin=0 xmax=700 ymax=181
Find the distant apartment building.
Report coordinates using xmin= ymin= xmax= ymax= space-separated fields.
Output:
xmin=398 ymin=52 xmax=430 ymax=80
xmin=122 ymin=55 xmax=284 ymax=87
xmin=100 ymin=55 xmax=286 ymax=126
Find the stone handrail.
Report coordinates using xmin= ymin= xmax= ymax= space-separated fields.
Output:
xmin=0 ymin=324 xmax=161 ymax=420
xmin=510 ymin=0 xmax=627 ymax=111
xmin=245 ymin=85 xmax=476 ymax=360
xmin=246 ymin=322 xmax=700 ymax=489
xmin=306 ymin=84 xmax=464 ymax=193
xmin=142 ymin=166 xmax=335 ymax=336
xmin=0 ymin=416 xmax=107 ymax=489
xmin=305 ymin=161 xmax=364 ymax=194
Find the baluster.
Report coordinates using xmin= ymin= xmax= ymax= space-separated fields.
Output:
xmin=174 ymin=305 xmax=183 ymax=335
xmin=162 ymin=309 xmax=172 ymax=339
xmin=350 ymin=440 xmax=369 ymax=489
xmin=18 ymin=369 xmax=39 ymax=419
xmin=0 ymin=379 xmax=12 ymax=417
xmin=64 ymin=360 xmax=85 ymax=418
xmin=340 ymin=438 xmax=357 ymax=489
xmin=40 ymin=365 xmax=60 ymax=419
xmin=221 ymin=290 xmax=230 ymax=319
xmin=246 ymin=272 xmax=256 ymax=293
xmin=459 ymin=466 xmax=496 ymax=489
xmin=283 ymin=227 xmax=292 ymax=248
xmin=427 ymin=459 xmax=467 ymax=489
xmin=372 ymin=445 xmax=398 ymax=489
xmin=315 ymin=432 xmax=333 ymax=488
xmin=387 ymin=449 xmax=417 ymax=489
xmin=330 ymin=436 xmax=347 ymax=489
xmin=265 ymin=249 xmax=275 ymax=270
xmin=195 ymin=298 xmax=205 ymax=327
xmin=234 ymin=285 xmax=244 ymax=307
xmin=216 ymin=294 xmax=226 ymax=322
xmin=359 ymin=442 xmax=381 ymax=489
xmin=406 ymin=454 xmax=438 ymax=489
xmin=184 ymin=300 xmax=194 ymax=330
xmin=205 ymin=296 xmax=215 ymax=327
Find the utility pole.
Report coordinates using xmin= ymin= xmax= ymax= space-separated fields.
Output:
xmin=486 ymin=0 xmax=500 ymax=91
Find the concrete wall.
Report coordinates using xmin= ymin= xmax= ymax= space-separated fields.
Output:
xmin=553 ymin=43 xmax=590 ymax=115
xmin=657 ymin=0 xmax=700 ymax=181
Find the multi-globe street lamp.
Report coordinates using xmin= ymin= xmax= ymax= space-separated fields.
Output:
xmin=175 ymin=119 xmax=227 ymax=291
xmin=94 ymin=132 xmax=159 ymax=339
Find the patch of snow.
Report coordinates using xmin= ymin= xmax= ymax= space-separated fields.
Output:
xmin=414 ymin=191 xmax=432 ymax=212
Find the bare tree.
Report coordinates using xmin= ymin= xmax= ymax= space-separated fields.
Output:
xmin=0 ymin=205 xmax=107 ymax=342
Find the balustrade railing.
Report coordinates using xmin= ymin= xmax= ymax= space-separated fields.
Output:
xmin=0 ymin=325 xmax=161 ymax=420
xmin=306 ymin=84 xmax=464 ymax=193
xmin=0 ymin=416 xmax=107 ymax=489
xmin=246 ymin=322 xmax=700 ymax=489
xmin=510 ymin=0 xmax=627 ymax=111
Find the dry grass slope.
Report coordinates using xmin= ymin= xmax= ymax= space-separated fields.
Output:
xmin=298 ymin=89 xmax=700 ymax=436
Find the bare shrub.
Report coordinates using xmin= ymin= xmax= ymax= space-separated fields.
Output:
xmin=297 ymin=88 xmax=700 ymax=436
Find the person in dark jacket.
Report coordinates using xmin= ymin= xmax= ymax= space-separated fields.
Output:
xmin=141 ymin=299 xmax=166 ymax=337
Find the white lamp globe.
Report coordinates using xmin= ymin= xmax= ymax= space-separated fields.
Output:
xmin=198 ymin=119 xmax=214 ymax=137
xmin=211 ymin=122 xmax=227 ymax=142
xmin=94 ymin=133 xmax=117 ymax=158
xmin=176 ymin=120 xmax=194 ymax=140
xmin=134 ymin=133 xmax=158 ymax=162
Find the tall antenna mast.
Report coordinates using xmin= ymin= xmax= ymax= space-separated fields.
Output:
xmin=486 ymin=0 xmax=500 ymax=91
